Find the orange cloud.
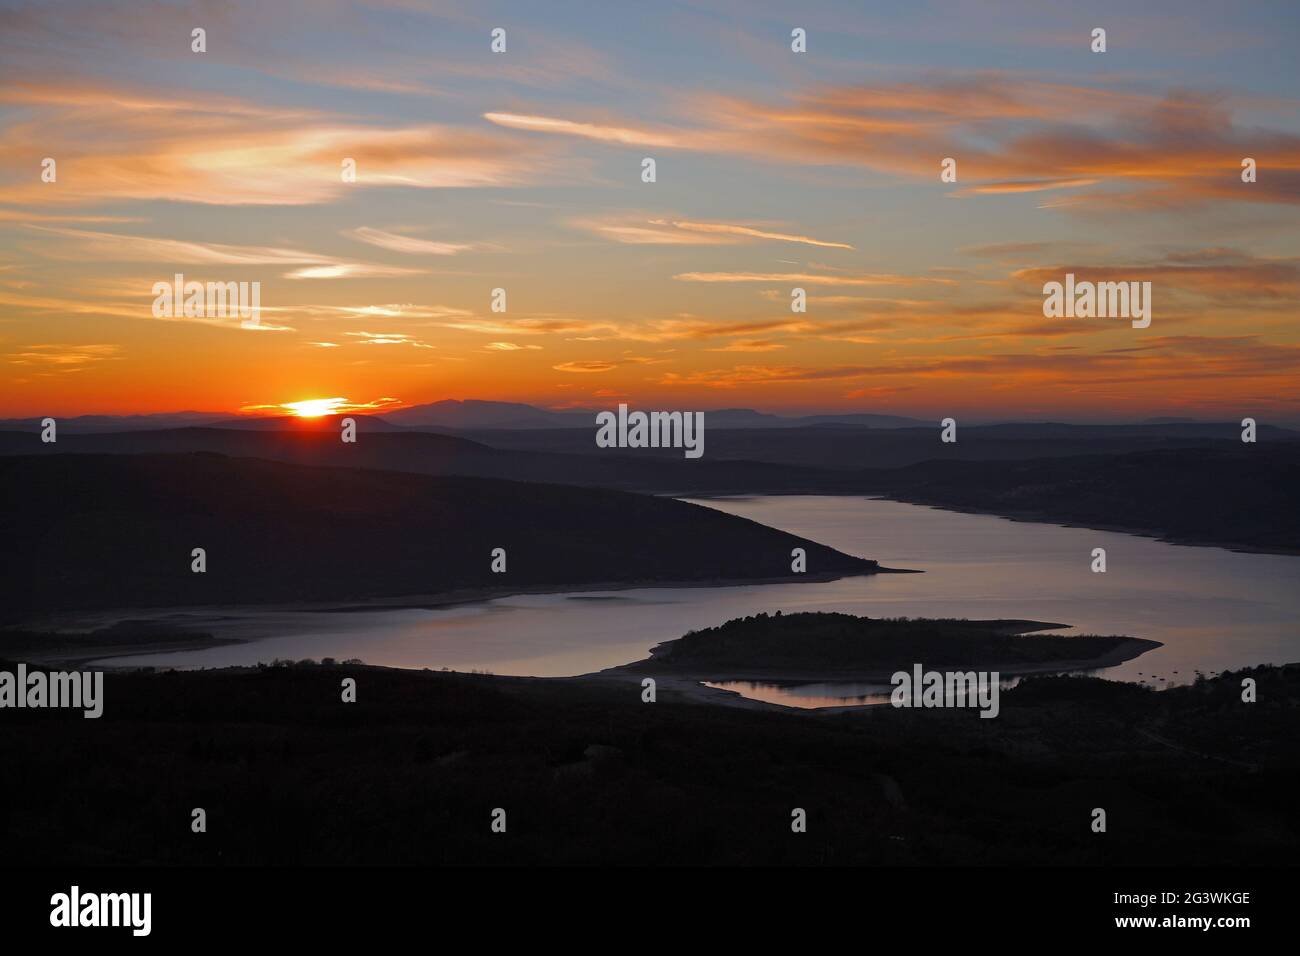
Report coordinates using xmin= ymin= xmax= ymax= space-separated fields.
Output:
xmin=344 ymin=332 xmax=435 ymax=348
xmin=950 ymin=178 xmax=1099 ymax=196
xmin=553 ymin=361 xmax=617 ymax=373
xmin=706 ymin=339 xmax=787 ymax=352
xmin=691 ymin=77 xmax=1300 ymax=208
xmin=1012 ymin=250 xmax=1300 ymax=303
xmin=23 ymin=225 xmax=427 ymax=281
xmin=674 ymin=270 xmax=954 ymax=287
xmin=24 ymin=225 xmax=334 ymax=266
xmin=7 ymin=343 xmax=121 ymax=371
xmin=573 ymin=217 xmax=852 ymax=248
xmin=0 ymin=83 xmax=550 ymax=207
xmin=655 ymin=335 xmax=1300 ymax=392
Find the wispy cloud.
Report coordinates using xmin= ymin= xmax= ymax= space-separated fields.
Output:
xmin=25 ymin=225 xmax=333 ymax=266
xmin=0 ymin=83 xmax=550 ymax=207
xmin=950 ymin=178 xmax=1099 ymax=196
xmin=656 ymin=336 xmax=1300 ymax=394
xmin=575 ymin=216 xmax=852 ymax=249
xmin=345 ymin=331 xmax=435 ymax=348
xmin=483 ymin=112 xmax=688 ymax=148
xmin=7 ymin=343 xmax=121 ymax=372
xmin=25 ymin=225 xmax=428 ymax=281
xmin=674 ymin=270 xmax=954 ymax=287
xmin=443 ymin=317 xmax=617 ymax=336
xmin=705 ymin=339 xmax=787 ymax=352
xmin=285 ymin=263 xmax=426 ymax=280
xmin=553 ymin=360 xmax=618 ymax=373
xmin=1011 ymin=249 xmax=1300 ymax=303
xmin=691 ymin=77 xmax=1300 ymax=209
xmin=303 ymin=303 xmax=472 ymax=321
xmin=653 ymin=220 xmax=852 ymax=249
xmin=346 ymin=227 xmax=477 ymax=256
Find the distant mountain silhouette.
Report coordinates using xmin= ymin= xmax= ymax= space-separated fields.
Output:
xmin=201 ymin=414 xmax=410 ymax=432
xmin=1 ymin=401 xmax=932 ymax=435
xmin=12 ymin=404 xmax=1283 ymax=438
xmin=375 ymin=400 xmax=933 ymax=430
xmin=0 ymin=426 xmax=844 ymax=494
xmin=0 ymin=411 xmax=230 ymax=433
xmin=383 ymin=399 xmax=589 ymax=429
xmin=448 ymin=420 xmax=1299 ymax=470
xmin=0 ymin=453 xmax=879 ymax=619
xmin=383 ymin=402 xmax=928 ymax=430
xmin=779 ymin=413 xmax=929 ymax=428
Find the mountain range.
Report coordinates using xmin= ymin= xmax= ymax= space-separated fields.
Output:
xmin=0 ymin=400 xmax=932 ymax=433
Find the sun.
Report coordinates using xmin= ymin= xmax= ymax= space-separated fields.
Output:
xmin=281 ymin=398 xmax=347 ymax=418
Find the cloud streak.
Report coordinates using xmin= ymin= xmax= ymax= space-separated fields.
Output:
xmin=575 ymin=217 xmax=853 ymax=249
xmin=346 ymin=228 xmax=476 ymax=256
xmin=0 ymin=83 xmax=551 ymax=207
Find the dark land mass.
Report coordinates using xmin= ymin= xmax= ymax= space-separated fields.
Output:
xmin=0 ymin=411 xmax=231 ymax=434
xmin=6 ymin=418 xmax=1296 ymax=487
xmin=202 ymin=413 xmax=411 ymax=431
xmin=0 ymin=624 xmax=240 ymax=667
xmin=1 ymin=657 xmax=1295 ymax=865
xmin=0 ymin=401 xmax=930 ymax=434
xmin=854 ymin=445 xmax=1300 ymax=554
xmin=0 ymin=454 xmax=880 ymax=622
xmin=4 ymin=428 xmax=1298 ymax=554
xmin=382 ymin=399 xmax=928 ymax=430
xmin=450 ymin=420 xmax=1299 ymax=469
xmin=609 ymin=612 xmax=1159 ymax=681
xmin=383 ymin=402 xmax=928 ymax=430
xmin=0 ymin=424 xmax=846 ymax=494
xmin=9 ymin=403 xmax=1283 ymax=437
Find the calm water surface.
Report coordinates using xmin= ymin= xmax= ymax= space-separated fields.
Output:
xmin=89 ymin=497 xmax=1300 ymax=706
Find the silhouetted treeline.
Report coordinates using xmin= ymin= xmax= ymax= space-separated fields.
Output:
xmin=0 ymin=660 xmax=1295 ymax=865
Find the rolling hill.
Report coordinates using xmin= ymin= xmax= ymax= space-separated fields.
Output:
xmin=0 ymin=453 xmax=880 ymax=620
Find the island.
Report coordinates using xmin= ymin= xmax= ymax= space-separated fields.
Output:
xmin=602 ymin=611 xmax=1161 ymax=683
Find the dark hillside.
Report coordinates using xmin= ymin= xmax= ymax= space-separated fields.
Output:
xmin=0 ymin=453 xmax=879 ymax=619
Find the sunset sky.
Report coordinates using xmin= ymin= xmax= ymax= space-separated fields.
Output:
xmin=1 ymin=0 xmax=1298 ymax=422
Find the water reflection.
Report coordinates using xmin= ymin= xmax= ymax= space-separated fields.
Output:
xmin=84 ymin=497 xmax=1300 ymax=704
xmin=705 ymin=675 xmax=1025 ymax=710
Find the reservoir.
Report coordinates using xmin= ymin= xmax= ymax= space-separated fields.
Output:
xmin=88 ymin=496 xmax=1300 ymax=706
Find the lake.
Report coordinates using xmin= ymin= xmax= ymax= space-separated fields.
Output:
xmin=89 ymin=496 xmax=1300 ymax=706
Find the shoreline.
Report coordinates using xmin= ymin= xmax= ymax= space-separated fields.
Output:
xmin=595 ymin=634 xmax=1164 ymax=702
xmin=683 ymin=491 xmax=1300 ymax=557
xmin=4 ymin=493 xmax=1282 ymax=690
xmin=13 ymin=623 xmax=1165 ymax=717
xmin=6 ymin=565 xmax=908 ymax=638
xmin=595 ymin=636 xmax=1163 ymax=694
xmin=27 ymin=636 xmax=1164 ymax=721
